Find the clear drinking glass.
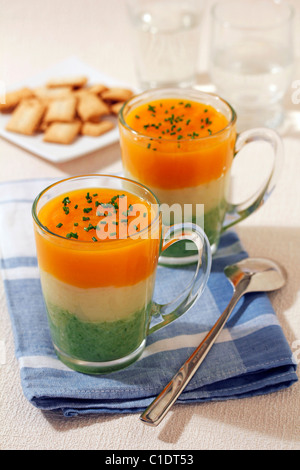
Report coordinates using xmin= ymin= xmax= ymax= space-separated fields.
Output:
xmin=126 ymin=0 xmax=204 ymax=89
xmin=209 ymin=0 xmax=294 ymax=131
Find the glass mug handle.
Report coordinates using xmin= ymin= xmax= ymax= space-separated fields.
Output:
xmin=222 ymin=127 xmax=284 ymax=232
xmin=147 ymin=223 xmax=212 ymax=335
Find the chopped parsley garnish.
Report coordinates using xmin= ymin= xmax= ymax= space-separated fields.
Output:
xmin=54 ymin=191 xmax=148 ymax=243
xmin=134 ymin=100 xmax=214 ymax=141
xmin=147 ymin=105 xmax=156 ymax=113
xmin=84 ymin=223 xmax=96 ymax=232
xmin=62 ymin=196 xmax=71 ymax=206
xmin=66 ymin=232 xmax=78 ymax=239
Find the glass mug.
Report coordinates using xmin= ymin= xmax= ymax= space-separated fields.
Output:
xmin=32 ymin=175 xmax=211 ymax=374
xmin=118 ymin=88 xmax=283 ymax=265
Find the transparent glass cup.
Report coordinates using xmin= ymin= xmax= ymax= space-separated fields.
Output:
xmin=32 ymin=175 xmax=211 ymax=374
xmin=126 ymin=0 xmax=203 ymax=89
xmin=209 ymin=0 xmax=294 ymax=131
xmin=118 ymin=88 xmax=284 ymax=265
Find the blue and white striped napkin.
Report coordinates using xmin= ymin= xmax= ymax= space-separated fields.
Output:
xmin=0 ymin=178 xmax=297 ymax=416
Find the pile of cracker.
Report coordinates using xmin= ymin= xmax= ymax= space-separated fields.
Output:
xmin=0 ymin=76 xmax=133 ymax=144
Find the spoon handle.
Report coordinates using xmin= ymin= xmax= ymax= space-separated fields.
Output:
xmin=140 ymin=283 xmax=246 ymax=426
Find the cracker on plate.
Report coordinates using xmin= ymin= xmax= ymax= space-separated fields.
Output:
xmin=77 ymin=93 xmax=110 ymax=121
xmin=47 ymin=76 xmax=88 ymax=89
xmin=110 ymin=101 xmax=125 ymax=116
xmin=0 ymin=87 xmax=34 ymax=112
xmin=81 ymin=120 xmax=115 ymax=137
xmin=88 ymin=84 xmax=109 ymax=95
xmin=5 ymin=98 xmax=45 ymax=135
xmin=2 ymin=76 xmax=133 ymax=145
xmin=34 ymin=86 xmax=73 ymax=101
xmin=101 ymin=88 xmax=133 ymax=103
xmin=43 ymin=121 xmax=81 ymax=144
xmin=43 ymin=97 xmax=77 ymax=123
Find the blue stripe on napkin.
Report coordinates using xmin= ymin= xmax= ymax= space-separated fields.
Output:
xmin=0 ymin=178 xmax=297 ymax=416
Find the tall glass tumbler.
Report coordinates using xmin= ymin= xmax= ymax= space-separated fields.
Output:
xmin=126 ymin=0 xmax=204 ymax=89
xmin=209 ymin=0 xmax=294 ymax=131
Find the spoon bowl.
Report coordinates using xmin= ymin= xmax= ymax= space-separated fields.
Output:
xmin=224 ymin=257 xmax=286 ymax=294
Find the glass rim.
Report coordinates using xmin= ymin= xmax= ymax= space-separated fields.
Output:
xmin=118 ymin=87 xmax=237 ymax=143
xmin=211 ymin=0 xmax=294 ymax=31
xmin=32 ymin=174 xmax=161 ymax=244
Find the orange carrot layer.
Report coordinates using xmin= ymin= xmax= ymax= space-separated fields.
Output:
xmin=34 ymin=188 xmax=160 ymax=288
xmin=120 ymin=98 xmax=236 ymax=189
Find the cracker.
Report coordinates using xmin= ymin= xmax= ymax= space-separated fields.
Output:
xmin=81 ymin=120 xmax=114 ymax=137
xmin=34 ymin=86 xmax=73 ymax=101
xmin=47 ymin=76 xmax=88 ymax=89
xmin=44 ymin=97 xmax=77 ymax=123
xmin=88 ymin=84 xmax=108 ymax=95
xmin=77 ymin=93 xmax=110 ymax=121
xmin=43 ymin=121 xmax=81 ymax=144
xmin=110 ymin=101 xmax=125 ymax=115
xmin=101 ymin=88 xmax=133 ymax=103
xmin=0 ymin=87 xmax=33 ymax=112
xmin=74 ymin=88 xmax=90 ymax=98
xmin=5 ymin=98 xmax=45 ymax=135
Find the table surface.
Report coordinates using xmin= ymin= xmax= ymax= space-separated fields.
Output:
xmin=0 ymin=0 xmax=299 ymax=451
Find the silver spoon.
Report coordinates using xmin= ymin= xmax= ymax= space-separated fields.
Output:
xmin=140 ymin=257 xmax=286 ymax=426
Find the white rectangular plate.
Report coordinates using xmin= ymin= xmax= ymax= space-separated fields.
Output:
xmin=0 ymin=56 xmax=135 ymax=163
